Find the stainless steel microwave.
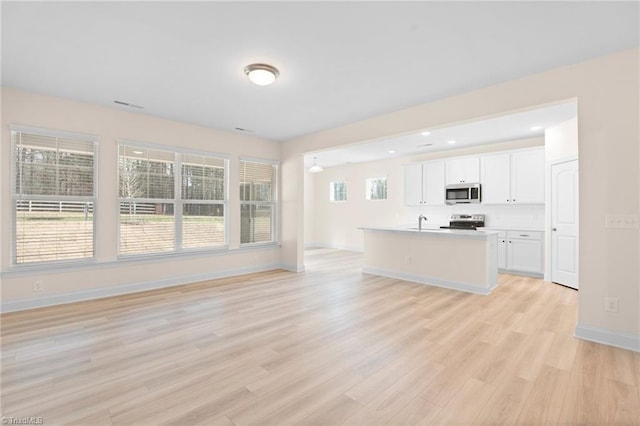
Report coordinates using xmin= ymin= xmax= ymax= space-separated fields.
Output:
xmin=445 ymin=183 xmax=481 ymax=204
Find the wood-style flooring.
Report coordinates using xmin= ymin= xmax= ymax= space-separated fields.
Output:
xmin=1 ymin=249 xmax=639 ymax=425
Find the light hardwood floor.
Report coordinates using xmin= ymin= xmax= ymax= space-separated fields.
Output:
xmin=1 ymin=249 xmax=639 ymax=425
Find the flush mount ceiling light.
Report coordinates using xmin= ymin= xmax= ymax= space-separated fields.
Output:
xmin=308 ymin=157 xmax=323 ymax=173
xmin=448 ymin=140 xmax=457 ymax=144
xmin=421 ymin=131 xmax=431 ymax=136
xmin=244 ymin=63 xmax=280 ymax=86
xmin=531 ymin=126 xmax=542 ymax=131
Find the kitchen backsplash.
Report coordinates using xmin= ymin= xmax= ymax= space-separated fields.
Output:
xmin=404 ymin=204 xmax=545 ymax=229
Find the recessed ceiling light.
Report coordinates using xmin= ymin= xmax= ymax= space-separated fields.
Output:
xmin=244 ymin=63 xmax=280 ymax=86
xmin=421 ymin=131 xmax=431 ymax=136
xmin=448 ymin=140 xmax=457 ymax=144
xmin=388 ymin=150 xmax=396 ymax=154
xmin=531 ymin=126 xmax=542 ymax=131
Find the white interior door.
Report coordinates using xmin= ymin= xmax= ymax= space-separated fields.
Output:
xmin=551 ymin=160 xmax=579 ymax=289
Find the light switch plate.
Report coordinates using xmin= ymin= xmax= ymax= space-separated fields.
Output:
xmin=605 ymin=214 xmax=640 ymax=229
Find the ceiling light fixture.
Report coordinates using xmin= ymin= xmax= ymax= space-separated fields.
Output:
xmin=308 ymin=157 xmax=323 ymax=173
xmin=388 ymin=150 xmax=396 ymax=154
xmin=244 ymin=63 xmax=280 ymax=86
xmin=421 ymin=131 xmax=431 ymax=136
xmin=448 ymin=140 xmax=457 ymax=144
xmin=531 ymin=126 xmax=542 ymax=131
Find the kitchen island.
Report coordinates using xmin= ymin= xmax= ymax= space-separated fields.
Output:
xmin=359 ymin=227 xmax=499 ymax=294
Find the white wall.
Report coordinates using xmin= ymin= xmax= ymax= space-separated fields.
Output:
xmin=0 ymin=88 xmax=283 ymax=310
xmin=306 ymin=138 xmax=544 ymax=252
xmin=284 ymin=48 xmax=640 ymax=347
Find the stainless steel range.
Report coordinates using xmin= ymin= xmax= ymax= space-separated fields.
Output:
xmin=440 ymin=214 xmax=485 ymax=230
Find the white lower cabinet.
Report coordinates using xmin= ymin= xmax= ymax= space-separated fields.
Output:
xmin=495 ymin=230 xmax=543 ymax=276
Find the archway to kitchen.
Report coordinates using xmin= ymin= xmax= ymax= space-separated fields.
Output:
xmin=301 ymin=99 xmax=579 ymax=288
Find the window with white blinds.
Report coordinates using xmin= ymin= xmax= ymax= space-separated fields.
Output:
xmin=240 ymin=159 xmax=277 ymax=245
xmin=12 ymin=128 xmax=97 ymax=264
xmin=181 ymin=154 xmax=226 ymax=249
xmin=119 ymin=144 xmax=228 ymax=256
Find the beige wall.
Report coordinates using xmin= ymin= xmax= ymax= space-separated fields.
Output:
xmin=546 ymin=117 xmax=579 ymax=161
xmin=285 ymin=48 xmax=640 ymax=340
xmin=1 ymin=88 xmax=283 ymax=307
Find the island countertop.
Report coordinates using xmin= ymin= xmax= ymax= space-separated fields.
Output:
xmin=358 ymin=226 xmax=499 ymax=240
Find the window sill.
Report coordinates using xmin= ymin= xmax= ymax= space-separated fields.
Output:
xmin=1 ymin=244 xmax=280 ymax=278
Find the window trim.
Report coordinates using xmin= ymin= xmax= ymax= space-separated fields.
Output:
xmin=239 ymin=158 xmax=279 ymax=247
xmin=10 ymin=125 xmax=99 ymax=267
xmin=117 ymin=140 xmax=229 ymax=258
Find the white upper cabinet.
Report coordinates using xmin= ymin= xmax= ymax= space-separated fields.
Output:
xmin=445 ymin=157 xmax=480 ymax=184
xmin=511 ymin=149 xmax=545 ymax=203
xmin=403 ymin=160 xmax=445 ymax=206
xmin=403 ymin=163 xmax=423 ymax=206
xmin=423 ymin=160 xmax=445 ymax=205
xmin=481 ymin=147 xmax=544 ymax=204
xmin=480 ymin=153 xmax=511 ymax=204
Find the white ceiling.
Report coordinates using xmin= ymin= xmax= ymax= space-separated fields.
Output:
xmin=304 ymin=101 xmax=577 ymax=168
xmin=2 ymin=2 xmax=638 ymax=142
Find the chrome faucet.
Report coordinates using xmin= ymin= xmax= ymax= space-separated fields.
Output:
xmin=418 ymin=214 xmax=428 ymax=231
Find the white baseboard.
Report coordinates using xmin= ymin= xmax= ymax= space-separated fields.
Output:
xmin=280 ymin=263 xmax=305 ymax=272
xmin=362 ymin=266 xmax=495 ymax=295
xmin=305 ymin=243 xmax=363 ymax=253
xmin=574 ymin=324 xmax=640 ymax=352
xmin=1 ymin=263 xmax=292 ymax=313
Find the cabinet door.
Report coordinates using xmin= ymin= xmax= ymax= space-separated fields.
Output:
xmin=462 ymin=157 xmax=480 ymax=183
xmin=447 ymin=157 xmax=480 ymax=184
xmin=403 ymin=163 xmax=423 ymax=206
xmin=511 ymin=148 xmax=544 ymax=203
xmin=445 ymin=158 xmax=465 ymax=184
xmin=423 ymin=160 xmax=445 ymax=205
xmin=497 ymin=233 xmax=507 ymax=269
xmin=481 ymin=153 xmax=511 ymax=204
xmin=507 ymin=239 xmax=543 ymax=273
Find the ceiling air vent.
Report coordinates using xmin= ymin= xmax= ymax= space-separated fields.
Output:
xmin=114 ymin=100 xmax=143 ymax=109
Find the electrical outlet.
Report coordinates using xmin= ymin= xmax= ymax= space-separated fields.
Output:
xmin=605 ymin=297 xmax=619 ymax=313
xmin=605 ymin=214 xmax=640 ymax=229
xmin=405 ymin=256 xmax=412 ymax=265
xmin=33 ymin=280 xmax=43 ymax=292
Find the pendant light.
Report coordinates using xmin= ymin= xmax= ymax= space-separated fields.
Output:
xmin=309 ymin=157 xmax=323 ymax=173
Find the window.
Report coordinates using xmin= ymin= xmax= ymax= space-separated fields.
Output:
xmin=240 ymin=159 xmax=277 ymax=245
xmin=12 ymin=126 xmax=97 ymax=265
xmin=181 ymin=154 xmax=226 ymax=249
xmin=330 ymin=181 xmax=347 ymax=202
xmin=366 ymin=177 xmax=388 ymax=200
xmin=118 ymin=143 xmax=227 ymax=256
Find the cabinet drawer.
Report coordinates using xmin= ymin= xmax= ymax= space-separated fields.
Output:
xmin=507 ymin=230 xmax=542 ymax=240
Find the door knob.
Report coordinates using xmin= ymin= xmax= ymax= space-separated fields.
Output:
xmin=552 ymin=227 xmax=557 ymax=231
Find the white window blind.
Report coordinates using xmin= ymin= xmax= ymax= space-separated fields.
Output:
xmin=240 ymin=160 xmax=276 ymax=244
xmin=119 ymin=145 xmax=175 ymax=255
xmin=366 ymin=177 xmax=388 ymax=200
xmin=330 ymin=181 xmax=347 ymax=202
xmin=118 ymin=144 xmax=228 ymax=256
xmin=181 ymin=154 xmax=226 ymax=249
xmin=12 ymin=129 xmax=96 ymax=264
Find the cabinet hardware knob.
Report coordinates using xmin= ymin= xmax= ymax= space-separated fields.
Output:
xmin=552 ymin=227 xmax=557 ymax=231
